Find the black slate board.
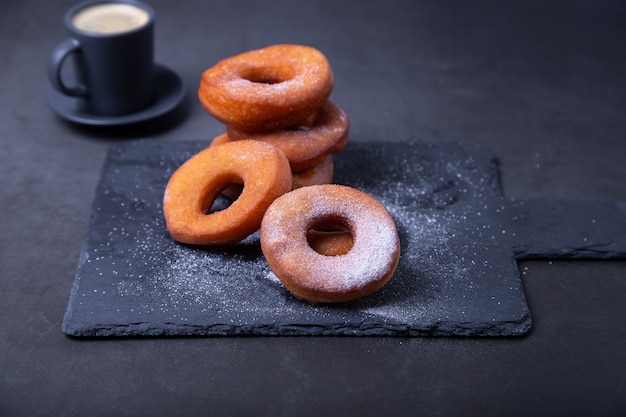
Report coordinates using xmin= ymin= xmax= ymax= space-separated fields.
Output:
xmin=62 ymin=140 xmax=626 ymax=337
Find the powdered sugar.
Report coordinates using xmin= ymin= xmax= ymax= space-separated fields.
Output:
xmin=64 ymin=140 xmax=531 ymax=337
xmin=261 ymin=185 xmax=399 ymax=295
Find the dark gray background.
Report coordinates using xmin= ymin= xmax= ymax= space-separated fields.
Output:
xmin=1 ymin=0 xmax=625 ymax=416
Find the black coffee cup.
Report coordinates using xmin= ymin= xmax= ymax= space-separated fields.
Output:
xmin=48 ymin=0 xmax=156 ymax=116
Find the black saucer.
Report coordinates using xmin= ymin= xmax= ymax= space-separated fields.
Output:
xmin=46 ymin=64 xmax=186 ymax=126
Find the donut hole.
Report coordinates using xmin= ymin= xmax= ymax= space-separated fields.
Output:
xmin=285 ymin=125 xmax=311 ymax=132
xmin=306 ymin=219 xmax=354 ymax=256
xmin=239 ymin=66 xmax=295 ymax=84
xmin=203 ymin=176 xmax=243 ymax=213
xmin=206 ymin=194 xmax=233 ymax=213
xmin=219 ymin=183 xmax=244 ymax=201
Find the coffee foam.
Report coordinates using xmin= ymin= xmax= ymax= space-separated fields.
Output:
xmin=72 ymin=3 xmax=149 ymax=34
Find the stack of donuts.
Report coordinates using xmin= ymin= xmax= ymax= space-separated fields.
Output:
xmin=163 ymin=44 xmax=400 ymax=304
xmin=198 ymin=44 xmax=350 ymax=192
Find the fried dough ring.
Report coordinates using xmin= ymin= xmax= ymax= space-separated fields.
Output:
xmin=163 ymin=140 xmax=292 ymax=245
xmin=291 ymin=154 xmax=334 ymax=190
xmin=227 ymin=100 xmax=349 ymax=171
xmin=208 ymin=134 xmax=333 ymax=200
xmin=260 ymin=184 xmax=400 ymax=304
xmin=198 ymin=44 xmax=334 ymax=131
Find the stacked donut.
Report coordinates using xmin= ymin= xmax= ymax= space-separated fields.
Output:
xmin=163 ymin=44 xmax=400 ymax=304
xmin=198 ymin=44 xmax=350 ymax=190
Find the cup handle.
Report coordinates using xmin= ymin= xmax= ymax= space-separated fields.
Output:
xmin=47 ymin=38 xmax=88 ymax=97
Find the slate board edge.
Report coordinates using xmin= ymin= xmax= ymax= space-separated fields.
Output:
xmin=61 ymin=138 xmax=626 ymax=338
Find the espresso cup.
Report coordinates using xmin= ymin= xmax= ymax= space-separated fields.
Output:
xmin=48 ymin=0 xmax=155 ymax=116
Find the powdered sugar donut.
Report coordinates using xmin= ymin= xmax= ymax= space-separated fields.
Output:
xmin=198 ymin=44 xmax=334 ymax=131
xmin=163 ymin=140 xmax=292 ymax=245
xmin=227 ymin=100 xmax=349 ymax=171
xmin=260 ymin=184 xmax=400 ymax=304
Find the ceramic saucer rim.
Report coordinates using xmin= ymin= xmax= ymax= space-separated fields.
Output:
xmin=45 ymin=64 xmax=186 ymax=126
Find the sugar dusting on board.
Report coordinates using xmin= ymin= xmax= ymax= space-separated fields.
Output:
xmin=66 ymin=140 xmax=532 ymax=337
xmin=129 ymin=142 xmax=485 ymax=318
xmin=342 ymin=145 xmax=470 ymax=321
xmin=332 ymin=142 xmax=522 ymax=329
xmin=114 ymin=143 xmax=486 ymax=317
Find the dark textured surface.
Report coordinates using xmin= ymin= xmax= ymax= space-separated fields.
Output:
xmin=62 ymin=141 xmax=626 ymax=338
xmin=2 ymin=0 xmax=626 ymax=416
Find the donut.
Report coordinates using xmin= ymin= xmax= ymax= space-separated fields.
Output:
xmin=222 ymin=153 xmax=335 ymax=199
xmin=227 ymin=100 xmax=350 ymax=171
xmin=206 ymin=133 xmax=245 ymax=200
xmin=292 ymin=155 xmax=334 ymax=190
xmin=198 ymin=44 xmax=334 ymax=131
xmin=209 ymin=134 xmax=334 ymax=199
xmin=163 ymin=140 xmax=292 ymax=245
xmin=260 ymin=184 xmax=401 ymax=304
xmin=209 ymin=132 xmax=230 ymax=147
xmin=220 ymin=154 xmax=333 ymax=200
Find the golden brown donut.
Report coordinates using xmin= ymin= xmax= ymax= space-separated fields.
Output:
xmin=220 ymin=154 xmax=334 ymax=200
xmin=206 ymin=133 xmax=243 ymax=200
xmin=209 ymin=132 xmax=230 ymax=147
xmin=210 ymin=134 xmax=333 ymax=198
xmin=227 ymin=100 xmax=350 ymax=171
xmin=291 ymin=155 xmax=334 ymax=190
xmin=163 ymin=140 xmax=292 ymax=245
xmin=260 ymin=184 xmax=401 ymax=304
xmin=198 ymin=44 xmax=334 ymax=131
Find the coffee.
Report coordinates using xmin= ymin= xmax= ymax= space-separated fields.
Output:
xmin=49 ymin=0 xmax=155 ymax=115
xmin=72 ymin=3 xmax=149 ymax=34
